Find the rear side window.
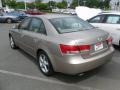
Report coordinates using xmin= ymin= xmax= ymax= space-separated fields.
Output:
xmin=105 ymin=15 xmax=120 ymax=24
xmin=88 ymin=15 xmax=104 ymax=23
xmin=29 ymin=18 xmax=42 ymax=32
xmin=19 ymin=18 xmax=31 ymax=30
xmin=39 ymin=22 xmax=46 ymax=34
xmin=29 ymin=18 xmax=46 ymax=34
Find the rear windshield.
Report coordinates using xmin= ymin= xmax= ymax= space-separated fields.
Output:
xmin=49 ymin=17 xmax=94 ymax=34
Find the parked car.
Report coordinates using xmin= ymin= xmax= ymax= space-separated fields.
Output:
xmin=25 ymin=9 xmax=45 ymax=15
xmin=7 ymin=11 xmax=29 ymax=21
xmin=0 ymin=12 xmax=19 ymax=23
xmin=63 ymin=10 xmax=76 ymax=15
xmin=9 ymin=14 xmax=114 ymax=76
xmin=88 ymin=11 xmax=120 ymax=46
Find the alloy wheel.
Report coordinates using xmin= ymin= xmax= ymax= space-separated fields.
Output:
xmin=39 ymin=54 xmax=49 ymax=73
xmin=7 ymin=19 xmax=12 ymax=23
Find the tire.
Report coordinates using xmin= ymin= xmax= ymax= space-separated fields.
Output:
xmin=119 ymin=41 xmax=120 ymax=47
xmin=9 ymin=36 xmax=17 ymax=49
xmin=6 ymin=18 xmax=12 ymax=23
xmin=37 ymin=51 xmax=54 ymax=76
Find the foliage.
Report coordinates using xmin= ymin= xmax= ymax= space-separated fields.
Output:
xmin=48 ymin=1 xmax=57 ymax=9
xmin=36 ymin=3 xmax=48 ymax=10
xmin=70 ymin=0 xmax=78 ymax=9
xmin=1 ymin=0 xmax=111 ymax=10
xmin=16 ymin=2 xmax=25 ymax=9
xmin=35 ymin=0 xmax=42 ymax=3
xmin=5 ymin=0 xmax=17 ymax=9
xmin=86 ymin=0 xmax=99 ymax=8
xmin=27 ymin=3 xmax=35 ymax=9
xmin=103 ymin=0 xmax=111 ymax=9
xmin=57 ymin=0 xmax=67 ymax=9
xmin=70 ymin=0 xmax=111 ymax=9
xmin=1 ymin=0 xmax=5 ymax=7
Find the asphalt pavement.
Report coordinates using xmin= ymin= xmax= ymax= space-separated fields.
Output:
xmin=0 ymin=23 xmax=120 ymax=90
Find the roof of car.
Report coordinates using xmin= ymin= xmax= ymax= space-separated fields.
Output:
xmin=99 ymin=11 xmax=120 ymax=15
xmin=33 ymin=14 xmax=75 ymax=19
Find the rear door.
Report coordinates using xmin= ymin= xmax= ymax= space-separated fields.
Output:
xmin=20 ymin=17 xmax=47 ymax=56
xmin=17 ymin=17 xmax=32 ymax=51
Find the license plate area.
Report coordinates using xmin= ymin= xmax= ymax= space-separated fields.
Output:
xmin=94 ymin=42 xmax=103 ymax=51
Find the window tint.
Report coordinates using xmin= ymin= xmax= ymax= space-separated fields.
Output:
xmin=106 ymin=15 xmax=120 ymax=24
xmin=19 ymin=18 xmax=31 ymax=30
xmin=39 ymin=22 xmax=46 ymax=34
xmin=89 ymin=15 xmax=103 ymax=23
xmin=29 ymin=18 xmax=46 ymax=34
xmin=29 ymin=18 xmax=42 ymax=32
xmin=50 ymin=17 xmax=94 ymax=34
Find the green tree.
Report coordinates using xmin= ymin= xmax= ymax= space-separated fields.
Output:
xmin=35 ymin=0 xmax=42 ymax=3
xmin=1 ymin=0 xmax=6 ymax=7
xmin=57 ymin=0 xmax=67 ymax=9
xmin=36 ymin=3 xmax=48 ymax=10
xmin=48 ymin=1 xmax=56 ymax=9
xmin=103 ymin=0 xmax=111 ymax=9
xmin=5 ymin=0 xmax=17 ymax=9
xmin=70 ymin=0 xmax=78 ymax=9
xmin=86 ymin=0 xmax=99 ymax=8
xmin=27 ymin=3 xmax=35 ymax=9
xmin=16 ymin=2 xmax=25 ymax=9
xmin=71 ymin=0 xmax=103 ymax=8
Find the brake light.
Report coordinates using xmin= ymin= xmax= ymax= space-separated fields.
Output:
xmin=79 ymin=45 xmax=91 ymax=52
xmin=59 ymin=44 xmax=90 ymax=55
xmin=106 ymin=37 xmax=112 ymax=45
xmin=59 ymin=44 xmax=79 ymax=54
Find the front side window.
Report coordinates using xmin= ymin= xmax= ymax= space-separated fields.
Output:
xmin=105 ymin=15 xmax=120 ymax=24
xmin=49 ymin=17 xmax=94 ymax=34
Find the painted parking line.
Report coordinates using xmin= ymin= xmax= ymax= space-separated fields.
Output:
xmin=0 ymin=69 xmax=100 ymax=90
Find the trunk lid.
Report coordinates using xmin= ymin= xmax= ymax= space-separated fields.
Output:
xmin=59 ymin=29 xmax=110 ymax=58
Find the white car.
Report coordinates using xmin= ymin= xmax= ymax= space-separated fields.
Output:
xmin=88 ymin=12 xmax=120 ymax=46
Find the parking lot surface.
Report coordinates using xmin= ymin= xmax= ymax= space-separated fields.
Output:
xmin=0 ymin=24 xmax=120 ymax=90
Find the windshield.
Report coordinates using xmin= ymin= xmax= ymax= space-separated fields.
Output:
xmin=49 ymin=17 xmax=94 ymax=34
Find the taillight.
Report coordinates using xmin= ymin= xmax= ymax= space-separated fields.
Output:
xmin=79 ymin=45 xmax=91 ymax=52
xmin=106 ymin=37 xmax=112 ymax=45
xmin=59 ymin=44 xmax=79 ymax=54
xmin=59 ymin=44 xmax=91 ymax=55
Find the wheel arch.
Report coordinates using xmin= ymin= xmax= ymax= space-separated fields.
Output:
xmin=6 ymin=18 xmax=13 ymax=23
xmin=36 ymin=48 xmax=56 ymax=71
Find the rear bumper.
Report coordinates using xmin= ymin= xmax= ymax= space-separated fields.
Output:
xmin=54 ymin=46 xmax=114 ymax=75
